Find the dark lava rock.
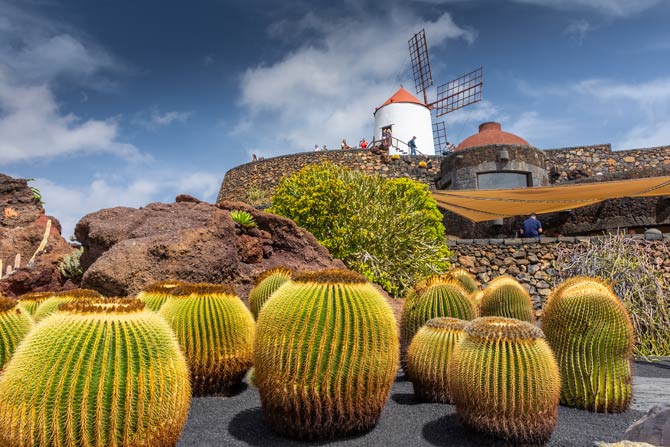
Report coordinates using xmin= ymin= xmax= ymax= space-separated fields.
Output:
xmin=624 ymin=404 xmax=670 ymax=446
xmin=77 ymin=198 xmax=345 ymax=298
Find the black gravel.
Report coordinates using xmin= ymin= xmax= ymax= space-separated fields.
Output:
xmin=177 ymin=375 xmax=649 ymax=447
xmin=633 ymin=357 xmax=670 ymax=378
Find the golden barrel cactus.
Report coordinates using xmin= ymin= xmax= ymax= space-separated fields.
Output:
xmin=406 ymin=317 xmax=467 ymax=403
xmin=0 ymin=297 xmax=33 ymax=371
xmin=33 ymin=288 xmax=102 ymax=322
xmin=16 ymin=291 xmax=53 ymax=316
xmin=0 ymin=298 xmax=191 ymax=447
xmin=254 ymin=269 xmax=399 ymax=440
xmin=448 ymin=268 xmax=479 ymax=293
xmin=136 ymin=280 xmax=186 ymax=311
xmin=248 ymin=267 xmax=293 ymax=318
xmin=479 ymin=275 xmax=535 ymax=322
xmin=400 ymin=276 xmax=477 ymax=372
xmin=159 ymin=283 xmax=255 ymax=396
xmin=449 ymin=317 xmax=560 ymax=444
xmin=543 ymin=278 xmax=634 ymax=413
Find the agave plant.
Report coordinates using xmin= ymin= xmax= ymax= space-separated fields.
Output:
xmin=230 ymin=210 xmax=257 ymax=228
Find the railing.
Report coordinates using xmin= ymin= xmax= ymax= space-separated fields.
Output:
xmin=370 ymin=137 xmax=426 ymax=156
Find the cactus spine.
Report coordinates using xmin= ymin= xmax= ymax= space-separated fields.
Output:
xmin=33 ymin=288 xmax=102 ymax=322
xmin=448 ymin=268 xmax=479 ymax=293
xmin=159 ymin=283 xmax=255 ymax=396
xmin=406 ymin=317 xmax=467 ymax=403
xmin=479 ymin=275 xmax=535 ymax=322
xmin=0 ymin=298 xmax=191 ymax=447
xmin=248 ymin=267 xmax=293 ymax=318
xmin=137 ymin=280 xmax=186 ymax=311
xmin=400 ymin=276 xmax=477 ymax=372
xmin=449 ymin=317 xmax=560 ymax=444
xmin=16 ymin=291 xmax=53 ymax=316
xmin=254 ymin=269 xmax=399 ymax=440
xmin=0 ymin=297 xmax=33 ymax=371
xmin=543 ymin=278 xmax=634 ymax=413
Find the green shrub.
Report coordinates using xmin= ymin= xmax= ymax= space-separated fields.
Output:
xmin=555 ymin=233 xmax=670 ymax=357
xmin=269 ymin=162 xmax=451 ymax=296
xmin=230 ymin=210 xmax=257 ymax=228
xmin=246 ymin=186 xmax=270 ymax=207
xmin=58 ymin=247 xmax=83 ymax=280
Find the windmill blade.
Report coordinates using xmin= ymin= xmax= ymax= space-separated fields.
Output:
xmin=432 ymin=121 xmax=450 ymax=154
xmin=408 ymin=29 xmax=433 ymax=102
xmin=433 ymin=67 xmax=483 ymax=117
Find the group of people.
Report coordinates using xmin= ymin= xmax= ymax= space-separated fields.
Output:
xmin=313 ymin=138 xmax=370 ymax=152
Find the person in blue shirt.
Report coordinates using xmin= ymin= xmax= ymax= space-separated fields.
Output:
xmin=521 ymin=213 xmax=543 ymax=238
xmin=408 ymin=136 xmax=417 ymax=155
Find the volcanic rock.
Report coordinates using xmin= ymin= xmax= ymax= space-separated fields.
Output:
xmin=77 ymin=199 xmax=345 ymax=298
xmin=624 ymin=404 xmax=670 ymax=446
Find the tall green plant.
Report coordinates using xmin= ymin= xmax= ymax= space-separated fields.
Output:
xmin=269 ymin=162 xmax=450 ymax=296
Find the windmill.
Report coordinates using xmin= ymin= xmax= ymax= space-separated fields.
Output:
xmin=408 ymin=29 xmax=483 ymax=154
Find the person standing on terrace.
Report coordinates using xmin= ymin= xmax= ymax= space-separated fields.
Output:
xmin=521 ymin=213 xmax=543 ymax=238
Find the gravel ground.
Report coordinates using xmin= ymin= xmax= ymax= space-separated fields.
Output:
xmin=633 ymin=357 xmax=670 ymax=378
xmin=177 ymin=372 xmax=656 ymax=447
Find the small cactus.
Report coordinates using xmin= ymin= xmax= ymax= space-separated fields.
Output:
xmin=0 ymin=297 xmax=33 ymax=371
xmin=230 ymin=210 xmax=257 ymax=228
xmin=32 ymin=288 xmax=102 ymax=322
xmin=406 ymin=317 xmax=467 ymax=403
xmin=159 ymin=283 xmax=255 ymax=396
xmin=543 ymin=278 xmax=634 ymax=413
xmin=448 ymin=268 xmax=479 ymax=293
xmin=248 ymin=267 xmax=293 ymax=318
xmin=254 ymin=269 xmax=399 ymax=440
xmin=400 ymin=276 xmax=477 ymax=372
xmin=479 ymin=275 xmax=535 ymax=322
xmin=449 ymin=317 xmax=560 ymax=444
xmin=16 ymin=291 xmax=53 ymax=316
xmin=137 ymin=280 xmax=187 ymax=311
xmin=0 ymin=297 xmax=191 ymax=447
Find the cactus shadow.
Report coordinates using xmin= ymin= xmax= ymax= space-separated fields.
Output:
xmin=391 ymin=392 xmax=421 ymax=406
xmin=422 ymin=413 xmax=508 ymax=447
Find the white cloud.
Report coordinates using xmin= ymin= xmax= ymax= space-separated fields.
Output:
xmin=565 ymin=19 xmax=592 ymax=43
xmin=133 ymin=108 xmax=194 ymax=130
xmin=510 ymin=0 xmax=661 ymax=17
xmin=505 ymin=111 xmax=572 ymax=146
xmin=237 ymin=10 xmax=476 ymax=156
xmin=575 ymin=78 xmax=670 ymax=103
xmin=34 ymin=171 xmax=221 ymax=239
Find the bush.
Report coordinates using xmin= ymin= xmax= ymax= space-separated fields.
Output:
xmin=554 ymin=233 xmax=670 ymax=357
xmin=230 ymin=210 xmax=257 ymax=228
xmin=269 ymin=162 xmax=451 ymax=296
xmin=58 ymin=247 xmax=83 ymax=280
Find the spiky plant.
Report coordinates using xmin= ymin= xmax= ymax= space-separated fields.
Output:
xmin=542 ymin=279 xmax=634 ymax=413
xmin=159 ymin=283 xmax=255 ymax=396
xmin=400 ymin=276 xmax=477 ymax=372
xmin=136 ymin=280 xmax=187 ymax=311
xmin=406 ymin=317 xmax=467 ymax=403
xmin=230 ymin=210 xmax=257 ymax=228
xmin=248 ymin=267 xmax=293 ymax=318
xmin=16 ymin=291 xmax=53 ymax=316
xmin=479 ymin=275 xmax=535 ymax=323
xmin=449 ymin=317 xmax=560 ymax=444
xmin=0 ymin=298 xmax=191 ymax=447
xmin=33 ymin=288 xmax=102 ymax=322
xmin=448 ymin=268 xmax=479 ymax=293
xmin=0 ymin=297 xmax=33 ymax=371
xmin=254 ymin=269 xmax=399 ymax=440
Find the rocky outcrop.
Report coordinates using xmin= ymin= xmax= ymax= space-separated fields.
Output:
xmin=624 ymin=404 xmax=670 ymax=446
xmin=0 ymin=174 xmax=75 ymax=296
xmin=77 ymin=199 xmax=345 ymax=298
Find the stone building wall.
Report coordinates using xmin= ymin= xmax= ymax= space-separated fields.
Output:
xmin=217 ymin=149 xmax=441 ymax=204
xmin=448 ymin=235 xmax=670 ymax=316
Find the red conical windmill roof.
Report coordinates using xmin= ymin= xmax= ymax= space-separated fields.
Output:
xmin=376 ymin=87 xmax=428 ymax=112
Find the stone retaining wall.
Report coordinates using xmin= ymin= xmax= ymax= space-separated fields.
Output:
xmin=448 ymin=235 xmax=670 ymax=315
xmin=217 ymin=149 xmax=441 ymax=204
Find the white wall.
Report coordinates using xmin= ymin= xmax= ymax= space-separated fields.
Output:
xmin=373 ymin=102 xmax=435 ymax=155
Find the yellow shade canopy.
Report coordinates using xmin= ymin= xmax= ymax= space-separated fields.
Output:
xmin=432 ymin=176 xmax=670 ymax=222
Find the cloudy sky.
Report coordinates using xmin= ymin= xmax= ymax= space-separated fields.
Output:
xmin=1 ymin=0 xmax=670 ymax=237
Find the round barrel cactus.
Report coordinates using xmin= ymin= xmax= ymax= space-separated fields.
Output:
xmin=159 ymin=283 xmax=255 ymax=396
xmin=479 ymin=275 xmax=535 ymax=322
xmin=16 ymin=291 xmax=53 ymax=316
xmin=33 ymin=288 xmax=102 ymax=322
xmin=400 ymin=276 xmax=477 ymax=372
xmin=137 ymin=280 xmax=186 ymax=311
xmin=543 ymin=279 xmax=634 ymax=413
xmin=0 ymin=297 xmax=191 ymax=447
xmin=406 ymin=317 xmax=467 ymax=403
xmin=254 ymin=269 xmax=399 ymax=440
xmin=0 ymin=297 xmax=33 ymax=371
xmin=248 ymin=267 xmax=293 ymax=318
xmin=448 ymin=268 xmax=479 ymax=293
xmin=449 ymin=317 xmax=560 ymax=444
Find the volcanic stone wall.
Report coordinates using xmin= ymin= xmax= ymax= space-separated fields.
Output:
xmin=448 ymin=235 xmax=670 ymax=316
xmin=217 ymin=149 xmax=441 ymax=205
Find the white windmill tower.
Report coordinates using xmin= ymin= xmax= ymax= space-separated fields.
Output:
xmin=373 ymin=30 xmax=484 ymax=156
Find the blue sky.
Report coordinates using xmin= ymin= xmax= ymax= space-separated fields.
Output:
xmin=1 ymin=0 xmax=670 ymax=237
